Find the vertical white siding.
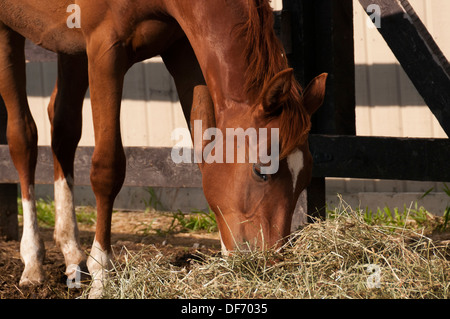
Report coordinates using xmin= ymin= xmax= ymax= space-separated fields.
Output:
xmin=353 ymin=0 xmax=449 ymax=139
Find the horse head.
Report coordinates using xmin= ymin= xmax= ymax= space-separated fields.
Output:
xmin=192 ymin=69 xmax=327 ymax=254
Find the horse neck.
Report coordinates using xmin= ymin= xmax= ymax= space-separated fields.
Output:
xmin=167 ymin=0 xmax=252 ymax=123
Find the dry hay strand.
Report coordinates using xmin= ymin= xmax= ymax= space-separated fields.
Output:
xmin=83 ymin=201 xmax=450 ymax=299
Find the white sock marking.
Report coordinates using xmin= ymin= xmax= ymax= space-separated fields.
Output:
xmin=87 ymin=238 xmax=112 ymax=298
xmin=287 ymin=149 xmax=304 ymax=192
xmin=21 ymin=192 xmax=40 ymax=264
xmin=54 ymin=176 xmax=84 ymax=267
xmin=20 ymin=185 xmax=45 ymax=284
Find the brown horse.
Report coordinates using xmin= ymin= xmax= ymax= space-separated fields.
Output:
xmin=0 ymin=0 xmax=326 ymax=297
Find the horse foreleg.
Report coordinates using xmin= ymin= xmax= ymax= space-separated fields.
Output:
xmin=85 ymin=35 xmax=127 ymax=298
xmin=47 ymin=53 xmax=88 ymax=281
xmin=0 ymin=24 xmax=44 ymax=285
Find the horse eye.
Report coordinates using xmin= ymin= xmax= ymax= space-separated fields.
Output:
xmin=253 ymin=163 xmax=268 ymax=181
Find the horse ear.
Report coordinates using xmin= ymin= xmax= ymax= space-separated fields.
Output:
xmin=302 ymin=73 xmax=328 ymax=116
xmin=261 ymin=68 xmax=294 ymax=114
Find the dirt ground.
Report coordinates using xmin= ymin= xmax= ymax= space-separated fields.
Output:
xmin=0 ymin=210 xmax=221 ymax=299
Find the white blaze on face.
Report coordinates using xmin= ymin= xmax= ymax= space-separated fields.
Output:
xmin=287 ymin=148 xmax=304 ymax=192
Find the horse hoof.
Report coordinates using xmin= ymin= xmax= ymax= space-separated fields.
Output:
xmin=88 ymin=284 xmax=104 ymax=299
xmin=19 ymin=265 xmax=46 ymax=287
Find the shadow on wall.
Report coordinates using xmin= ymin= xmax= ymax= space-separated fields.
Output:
xmin=25 ymin=40 xmax=179 ymax=102
xmin=26 ymin=60 xmax=179 ymax=102
xmin=355 ymin=64 xmax=426 ymax=106
xmin=25 ymin=39 xmax=426 ymax=107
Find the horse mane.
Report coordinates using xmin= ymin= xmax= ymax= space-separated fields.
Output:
xmin=237 ymin=0 xmax=311 ymax=159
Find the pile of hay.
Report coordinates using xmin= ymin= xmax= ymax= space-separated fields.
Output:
xmin=84 ymin=202 xmax=449 ymax=299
